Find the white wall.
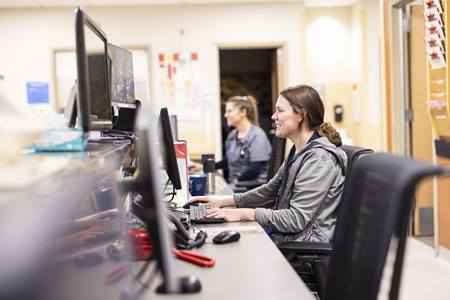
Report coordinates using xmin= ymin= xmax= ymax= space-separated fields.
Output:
xmin=0 ymin=3 xmax=305 ymax=157
xmin=305 ymin=7 xmax=355 ymax=84
xmin=359 ymin=0 xmax=383 ymax=151
xmin=303 ymin=1 xmax=383 ymax=150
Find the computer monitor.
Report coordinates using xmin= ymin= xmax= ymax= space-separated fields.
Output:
xmin=159 ymin=107 xmax=182 ymax=190
xmin=134 ymin=111 xmax=178 ymax=294
xmin=75 ymin=7 xmax=113 ymax=133
xmin=108 ymin=43 xmax=136 ymax=108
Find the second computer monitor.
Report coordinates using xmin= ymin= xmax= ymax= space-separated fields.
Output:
xmin=108 ymin=43 xmax=136 ymax=108
xmin=159 ymin=107 xmax=182 ymax=190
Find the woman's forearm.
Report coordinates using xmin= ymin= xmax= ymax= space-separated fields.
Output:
xmin=219 ymin=195 xmax=236 ymax=207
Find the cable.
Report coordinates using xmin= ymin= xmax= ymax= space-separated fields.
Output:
xmin=162 ymin=179 xmax=176 ymax=203
xmin=121 ymin=261 xmax=158 ymax=300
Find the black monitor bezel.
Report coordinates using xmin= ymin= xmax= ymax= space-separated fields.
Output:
xmin=75 ymin=7 xmax=112 ymax=133
xmin=159 ymin=107 xmax=182 ymax=190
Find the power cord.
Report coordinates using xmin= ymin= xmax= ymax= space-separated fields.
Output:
xmin=120 ymin=260 xmax=157 ymax=300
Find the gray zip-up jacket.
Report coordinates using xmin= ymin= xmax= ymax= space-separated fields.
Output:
xmin=234 ymin=137 xmax=347 ymax=244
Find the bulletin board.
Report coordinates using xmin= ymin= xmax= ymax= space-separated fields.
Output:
xmin=158 ymin=52 xmax=203 ymax=120
xmin=424 ymin=0 xmax=450 ymax=139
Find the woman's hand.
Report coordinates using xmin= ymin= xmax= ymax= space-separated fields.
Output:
xmin=206 ymin=208 xmax=255 ymax=222
xmin=55 ymin=226 xmax=104 ymax=250
xmin=73 ymin=209 xmax=120 ymax=229
xmin=189 ymin=162 xmax=203 ymax=172
xmin=189 ymin=195 xmax=235 ymax=207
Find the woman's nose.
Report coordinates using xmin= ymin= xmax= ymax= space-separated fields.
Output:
xmin=271 ymin=113 xmax=276 ymax=121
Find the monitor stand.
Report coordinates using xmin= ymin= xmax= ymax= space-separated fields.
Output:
xmin=156 ymin=275 xmax=201 ymax=294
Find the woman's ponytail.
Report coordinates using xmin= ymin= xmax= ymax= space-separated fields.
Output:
xmin=317 ymin=122 xmax=342 ymax=147
xmin=245 ymin=96 xmax=259 ymax=126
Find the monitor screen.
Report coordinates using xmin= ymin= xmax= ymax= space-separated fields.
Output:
xmin=88 ymin=53 xmax=111 ymax=121
xmin=159 ymin=107 xmax=182 ymax=190
xmin=75 ymin=8 xmax=112 ymax=132
xmin=108 ymin=43 xmax=136 ymax=107
xmin=169 ymin=114 xmax=178 ymax=141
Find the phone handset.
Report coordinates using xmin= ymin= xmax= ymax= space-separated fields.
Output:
xmin=167 ymin=211 xmax=190 ymax=242
xmin=166 ymin=211 xmax=207 ymax=250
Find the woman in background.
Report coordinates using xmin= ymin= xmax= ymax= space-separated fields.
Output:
xmin=191 ymin=95 xmax=272 ymax=184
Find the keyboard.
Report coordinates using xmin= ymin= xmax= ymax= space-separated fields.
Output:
xmin=189 ymin=205 xmax=224 ymax=224
xmin=100 ymin=217 xmax=122 ymax=234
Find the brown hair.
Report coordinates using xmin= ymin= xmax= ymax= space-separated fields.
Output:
xmin=227 ymin=95 xmax=259 ymax=126
xmin=280 ymin=84 xmax=342 ymax=147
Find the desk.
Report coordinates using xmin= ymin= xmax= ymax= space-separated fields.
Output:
xmin=0 ymin=142 xmax=133 ymax=299
xmin=44 ymin=221 xmax=313 ymax=300
xmin=214 ymin=173 xmax=233 ymax=195
xmin=1 ymin=144 xmax=312 ymax=300
xmin=166 ymin=221 xmax=314 ymax=300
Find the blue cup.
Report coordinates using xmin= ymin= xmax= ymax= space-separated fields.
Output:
xmin=189 ymin=174 xmax=206 ymax=196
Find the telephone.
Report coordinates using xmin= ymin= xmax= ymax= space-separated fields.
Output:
xmin=131 ymin=197 xmax=206 ymax=250
xmin=167 ymin=211 xmax=207 ymax=250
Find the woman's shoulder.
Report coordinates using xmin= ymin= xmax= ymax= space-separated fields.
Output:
xmin=300 ymin=144 xmax=347 ymax=171
xmin=226 ymin=128 xmax=238 ymax=140
xmin=250 ymin=125 xmax=270 ymax=140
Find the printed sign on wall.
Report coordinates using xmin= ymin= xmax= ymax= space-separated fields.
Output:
xmin=158 ymin=52 xmax=202 ymax=120
xmin=27 ymin=82 xmax=49 ymax=104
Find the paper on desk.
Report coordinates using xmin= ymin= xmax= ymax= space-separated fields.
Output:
xmin=0 ymin=91 xmax=47 ymax=165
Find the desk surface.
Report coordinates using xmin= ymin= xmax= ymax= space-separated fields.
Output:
xmin=2 ymin=144 xmax=312 ymax=300
xmin=45 ymin=221 xmax=313 ymax=300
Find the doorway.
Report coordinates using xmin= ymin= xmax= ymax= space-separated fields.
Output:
xmin=390 ymin=1 xmax=435 ymax=240
xmin=218 ymin=48 xmax=279 ymax=162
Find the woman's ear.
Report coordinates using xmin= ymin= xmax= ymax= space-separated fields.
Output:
xmin=240 ymin=108 xmax=247 ymax=118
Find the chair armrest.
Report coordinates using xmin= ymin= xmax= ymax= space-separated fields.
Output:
xmin=278 ymin=241 xmax=333 ymax=255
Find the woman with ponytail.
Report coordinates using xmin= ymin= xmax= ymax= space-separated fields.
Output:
xmin=190 ymin=85 xmax=347 ymax=244
xmin=191 ymin=95 xmax=272 ymax=184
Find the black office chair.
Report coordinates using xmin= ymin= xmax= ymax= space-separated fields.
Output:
xmin=233 ymin=136 xmax=286 ymax=192
xmin=323 ymin=153 xmax=445 ymax=300
xmin=279 ymin=145 xmax=372 ymax=295
xmin=267 ymin=136 xmax=286 ymax=179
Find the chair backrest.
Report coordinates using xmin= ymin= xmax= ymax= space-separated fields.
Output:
xmin=341 ymin=145 xmax=373 ymax=178
xmin=330 ymin=145 xmax=372 ymax=241
xmin=339 ymin=145 xmax=373 ymax=204
xmin=267 ymin=137 xmax=286 ymax=180
xmin=324 ymin=153 xmax=443 ymax=300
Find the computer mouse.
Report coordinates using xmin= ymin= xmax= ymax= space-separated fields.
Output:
xmin=212 ymin=230 xmax=241 ymax=244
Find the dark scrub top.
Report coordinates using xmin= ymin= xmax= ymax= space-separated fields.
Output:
xmin=225 ymin=124 xmax=272 ymax=182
